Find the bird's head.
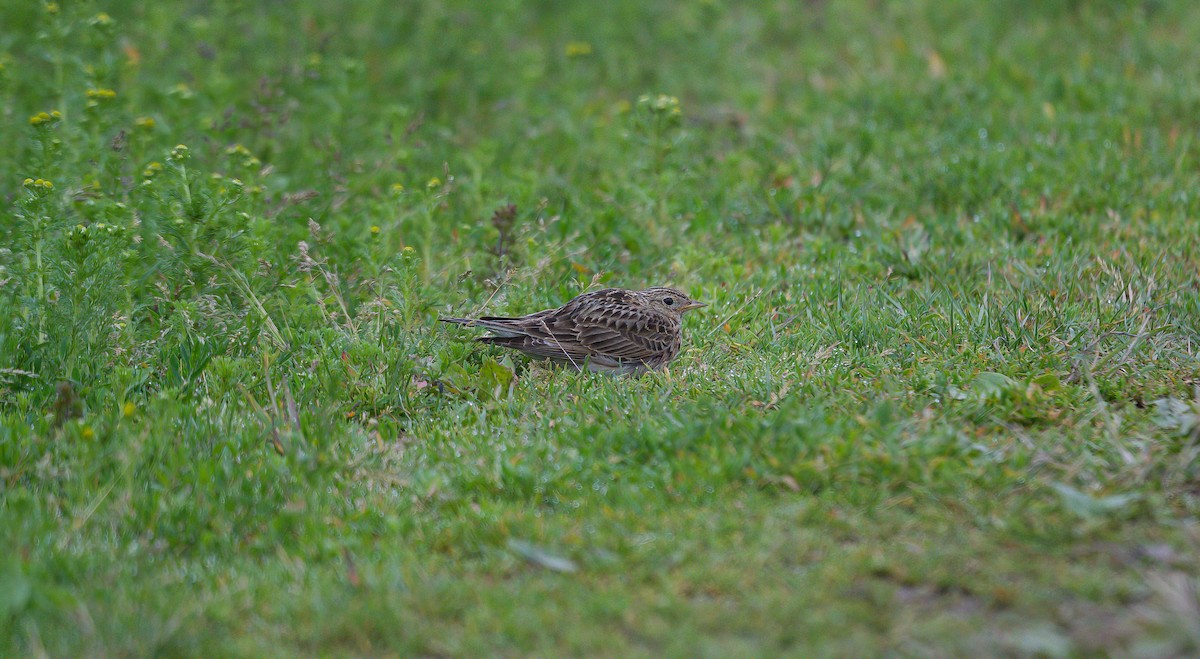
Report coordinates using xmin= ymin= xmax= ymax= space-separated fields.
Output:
xmin=641 ymin=287 xmax=706 ymax=316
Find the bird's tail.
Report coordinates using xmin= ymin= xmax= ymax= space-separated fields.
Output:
xmin=439 ymin=316 xmax=529 ymax=338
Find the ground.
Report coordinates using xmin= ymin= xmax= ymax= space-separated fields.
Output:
xmin=2 ymin=0 xmax=1200 ymax=656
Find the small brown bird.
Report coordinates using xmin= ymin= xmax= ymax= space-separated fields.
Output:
xmin=441 ymin=287 xmax=706 ymax=374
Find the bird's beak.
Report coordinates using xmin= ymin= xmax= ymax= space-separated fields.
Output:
xmin=680 ymin=301 xmax=707 ymax=311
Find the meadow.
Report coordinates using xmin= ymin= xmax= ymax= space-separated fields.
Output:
xmin=2 ymin=0 xmax=1200 ymax=655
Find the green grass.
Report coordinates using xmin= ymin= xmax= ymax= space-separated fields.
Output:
xmin=3 ymin=0 xmax=1200 ymax=655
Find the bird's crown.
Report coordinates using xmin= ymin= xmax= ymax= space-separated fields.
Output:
xmin=639 ymin=287 xmax=706 ymax=314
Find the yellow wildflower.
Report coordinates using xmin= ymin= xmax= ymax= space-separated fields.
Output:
xmin=29 ymin=111 xmax=60 ymax=127
xmin=564 ymin=41 xmax=593 ymax=58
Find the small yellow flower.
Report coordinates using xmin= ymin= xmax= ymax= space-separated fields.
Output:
xmin=390 ymin=183 xmax=405 ymax=194
xmin=426 ymin=177 xmax=442 ymax=189
xmin=89 ymin=12 xmax=114 ymax=28
xmin=122 ymin=401 xmax=136 ymax=417
xmin=44 ymin=2 xmax=59 ymax=15
xmin=169 ymin=144 xmax=191 ymax=162
xmin=134 ymin=116 xmax=156 ymax=130
xmin=225 ymin=143 xmax=251 ymax=156
xmin=403 ymin=246 xmax=415 ymax=253
xmin=85 ymin=89 xmax=117 ymax=109
xmin=564 ymin=41 xmax=593 ymax=58
xmin=370 ymin=225 xmax=381 ymax=234
xmin=29 ymin=111 xmax=60 ymax=127
xmin=22 ymin=178 xmax=53 ymax=194
xmin=142 ymin=161 xmax=163 ymax=178
xmin=81 ymin=425 xmax=94 ymax=440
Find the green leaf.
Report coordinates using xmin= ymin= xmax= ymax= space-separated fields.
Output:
xmin=478 ymin=358 xmax=516 ymax=400
xmin=1004 ymin=624 xmax=1072 ymax=658
xmin=1153 ymin=398 xmax=1199 ymax=436
xmin=437 ymin=364 xmax=472 ymax=396
xmin=508 ymin=539 xmax=578 ymax=573
xmin=972 ymin=372 xmax=1019 ymax=402
xmin=0 ymin=563 xmax=32 ymax=617
xmin=1029 ymin=372 xmax=1062 ymax=393
xmin=1051 ymin=483 xmax=1140 ymax=519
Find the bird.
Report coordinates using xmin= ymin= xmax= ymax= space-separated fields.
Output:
xmin=441 ymin=287 xmax=706 ymax=374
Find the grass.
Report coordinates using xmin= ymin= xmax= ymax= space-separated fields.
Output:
xmin=2 ymin=0 xmax=1200 ymax=655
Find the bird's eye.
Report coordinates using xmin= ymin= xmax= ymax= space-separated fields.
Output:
xmin=663 ymin=297 xmax=675 ymax=306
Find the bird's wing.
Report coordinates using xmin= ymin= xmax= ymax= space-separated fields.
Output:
xmin=571 ymin=305 xmax=677 ymax=363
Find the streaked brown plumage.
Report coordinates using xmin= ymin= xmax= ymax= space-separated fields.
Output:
xmin=441 ymin=287 xmax=706 ymax=374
